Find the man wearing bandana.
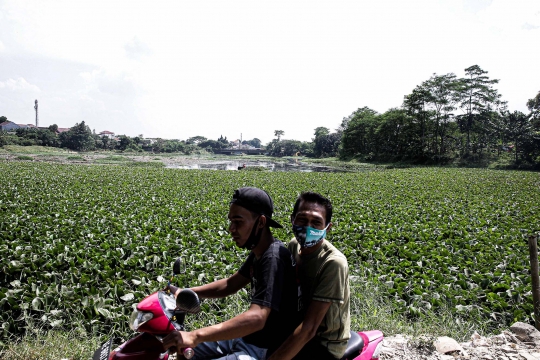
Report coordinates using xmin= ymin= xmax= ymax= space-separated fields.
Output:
xmin=163 ymin=187 xmax=299 ymax=359
xmin=268 ymin=192 xmax=350 ymax=360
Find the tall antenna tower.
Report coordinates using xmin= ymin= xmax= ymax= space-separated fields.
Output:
xmin=34 ymin=99 xmax=39 ymax=127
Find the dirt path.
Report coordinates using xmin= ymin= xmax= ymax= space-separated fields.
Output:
xmin=380 ymin=323 xmax=540 ymax=359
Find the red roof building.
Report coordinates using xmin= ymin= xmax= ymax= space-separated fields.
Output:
xmin=99 ymin=130 xmax=115 ymax=139
xmin=0 ymin=121 xmax=20 ymax=131
xmin=16 ymin=124 xmax=37 ymax=129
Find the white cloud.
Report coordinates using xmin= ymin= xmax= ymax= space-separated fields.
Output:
xmin=462 ymin=0 xmax=494 ymax=14
xmin=0 ymin=77 xmax=40 ymax=92
xmin=51 ymin=96 xmax=67 ymax=103
xmin=0 ymin=0 xmax=539 ymax=142
xmin=79 ymin=69 xmax=135 ymax=95
xmin=0 ymin=40 xmax=5 ymax=52
xmin=522 ymin=23 xmax=540 ymax=30
xmin=125 ymin=37 xmax=152 ymax=60
xmin=476 ymin=0 xmax=540 ymax=28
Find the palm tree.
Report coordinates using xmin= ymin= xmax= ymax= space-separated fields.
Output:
xmin=274 ymin=130 xmax=284 ymax=141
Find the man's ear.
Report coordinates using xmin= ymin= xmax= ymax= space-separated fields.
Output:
xmin=327 ymin=222 xmax=333 ymax=232
xmin=259 ymin=215 xmax=267 ymax=228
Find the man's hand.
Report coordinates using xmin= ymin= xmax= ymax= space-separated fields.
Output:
xmin=162 ymin=331 xmax=198 ymax=354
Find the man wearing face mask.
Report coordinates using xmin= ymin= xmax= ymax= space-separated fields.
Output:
xmin=268 ymin=192 xmax=350 ymax=360
xmin=163 ymin=187 xmax=299 ymax=359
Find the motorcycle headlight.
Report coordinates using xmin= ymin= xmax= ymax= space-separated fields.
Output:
xmin=129 ymin=310 xmax=154 ymax=330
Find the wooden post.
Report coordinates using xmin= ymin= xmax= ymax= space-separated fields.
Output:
xmin=528 ymin=235 xmax=540 ymax=330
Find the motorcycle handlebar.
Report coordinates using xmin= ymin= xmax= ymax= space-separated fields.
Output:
xmin=182 ymin=347 xmax=194 ymax=359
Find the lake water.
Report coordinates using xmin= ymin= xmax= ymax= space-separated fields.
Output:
xmin=167 ymin=160 xmax=342 ymax=172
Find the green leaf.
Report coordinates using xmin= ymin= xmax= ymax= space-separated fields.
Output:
xmin=31 ymin=297 xmax=43 ymax=311
xmin=97 ymin=308 xmax=112 ymax=319
xmin=120 ymin=293 xmax=134 ymax=301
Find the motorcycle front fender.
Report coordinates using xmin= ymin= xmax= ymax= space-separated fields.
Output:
xmin=110 ymin=332 xmax=169 ymax=360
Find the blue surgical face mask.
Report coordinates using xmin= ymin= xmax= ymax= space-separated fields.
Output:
xmin=292 ymin=224 xmax=329 ymax=248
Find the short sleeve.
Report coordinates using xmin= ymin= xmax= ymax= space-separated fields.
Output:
xmin=287 ymin=238 xmax=300 ymax=263
xmin=312 ymin=256 xmax=348 ymax=304
xmin=287 ymin=240 xmax=294 ymax=254
xmin=250 ymin=251 xmax=285 ymax=311
xmin=238 ymin=252 xmax=254 ymax=279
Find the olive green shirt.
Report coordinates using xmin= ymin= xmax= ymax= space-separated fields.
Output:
xmin=288 ymin=238 xmax=350 ymax=359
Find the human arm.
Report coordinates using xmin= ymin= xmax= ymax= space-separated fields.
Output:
xmin=172 ymin=271 xmax=250 ymax=299
xmin=267 ymin=300 xmax=331 ymax=360
xmin=162 ymin=302 xmax=271 ymax=350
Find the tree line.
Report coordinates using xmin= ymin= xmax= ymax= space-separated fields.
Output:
xmin=2 ymin=64 xmax=538 ymax=168
xmin=338 ymin=65 xmax=539 ymax=166
xmin=0 ymin=120 xmax=263 ymax=154
xmin=269 ymin=65 xmax=540 ymax=168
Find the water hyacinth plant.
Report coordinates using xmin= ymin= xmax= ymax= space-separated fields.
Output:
xmin=0 ymin=162 xmax=539 ymax=344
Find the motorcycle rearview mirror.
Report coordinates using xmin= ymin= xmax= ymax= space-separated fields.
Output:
xmin=176 ymin=289 xmax=201 ymax=314
xmin=169 ymin=257 xmax=189 ymax=291
xmin=173 ymin=258 xmax=184 ymax=275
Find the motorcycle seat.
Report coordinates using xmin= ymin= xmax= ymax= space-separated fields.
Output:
xmin=341 ymin=331 xmax=364 ymax=360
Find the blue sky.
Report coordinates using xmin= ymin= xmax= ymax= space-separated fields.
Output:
xmin=0 ymin=0 xmax=538 ymax=144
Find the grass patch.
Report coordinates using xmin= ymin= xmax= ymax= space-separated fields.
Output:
xmin=304 ymin=157 xmax=385 ymax=171
xmin=349 ymin=276 xmax=494 ymax=342
xmin=67 ymin=155 xmax=84 ymax=160
xmin=16 ymin=155 xmax=33 ymax=161
xmin=243 ymin=166 xmax=268 ymax=171
xmin=0 ymin=330 xmax=104 ymax=360
xmin=94 ymin=155 xmax=164 ymax=167
xmin=127 ymin=161 xmax=165 ymax=168
xmin=95 ymin=155 xmax=131 ymax=163
xmin=2 ymin=145 xmax=69 ymax=155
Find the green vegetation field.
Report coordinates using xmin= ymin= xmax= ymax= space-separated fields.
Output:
xmin=1 ymin=162 xmax=539 ymax=348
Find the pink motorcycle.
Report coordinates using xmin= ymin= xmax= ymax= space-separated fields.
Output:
xmin=93 ymin=259 xmax=384 ymax=360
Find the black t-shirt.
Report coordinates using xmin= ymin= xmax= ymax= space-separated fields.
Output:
xmin=238 ymin=239 xmax=300 ymax=354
